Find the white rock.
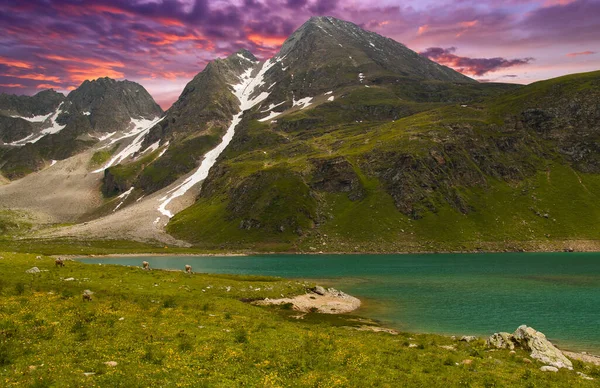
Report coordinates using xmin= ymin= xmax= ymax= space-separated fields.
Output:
xmin=577 ymin=372 xmax=594 ymax=380
xmin=540 ymin=366 xmax=558 ymax=372
xmin=487 ymin=332 xmax=515 ymax=350
xmin=26 ymin=267 xmax=40 ymax=274
xmin=513 ymin=325 xmax=573 ymax=369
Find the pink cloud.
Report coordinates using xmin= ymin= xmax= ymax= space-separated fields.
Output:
xmin=566 ymin=51 xmax=596 ymax=57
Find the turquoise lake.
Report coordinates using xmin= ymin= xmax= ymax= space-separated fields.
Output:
xmin=78 ymin=252 xmax=600 ymax=353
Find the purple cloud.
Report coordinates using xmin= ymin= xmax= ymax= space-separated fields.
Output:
xmin=420 ymin=47 xmax=534 ymax=76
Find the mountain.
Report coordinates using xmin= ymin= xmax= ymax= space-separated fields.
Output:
xmin=0 ymin=78 xmax=162 ymax=179
xmin=0 ymin=90 xmax=65 ymax=144
xmin=2 ymin=16 xmax=599 ymax=253
xmin=102 ymin=17 xmax=514 ymax=201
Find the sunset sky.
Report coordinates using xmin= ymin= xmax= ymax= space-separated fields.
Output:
xmin=1 ymin=0 xmax=599 ymax=110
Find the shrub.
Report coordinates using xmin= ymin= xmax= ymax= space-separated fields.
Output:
xmin=141 ymin=345 xmax=165 ymax=365
xmin=14 ymin=282 xmax=25 ymax=295
xmin=0 ymin=342 xmax=14 ymax=366
xmin=234 ymin=328 xmax=248 ymax=344
xmin=162 ymin=297 xmax=177 ymax=308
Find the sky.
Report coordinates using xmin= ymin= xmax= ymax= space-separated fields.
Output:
xmin=1 ymin=0 xmax=599 ymax=110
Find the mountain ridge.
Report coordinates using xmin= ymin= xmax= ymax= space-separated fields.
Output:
xmin=0 ymin=77 xmax=162 ymax=179
xmin=2 ymin=16 xmax=599 ymax=253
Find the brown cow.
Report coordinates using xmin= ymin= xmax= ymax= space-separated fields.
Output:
xmin=82 ymin=290 xmax=93 ymax=302
xmin=185 ymin=265 xmax=192 ymax=274
xmin=55 ymin=258 xmax=65 ymax=267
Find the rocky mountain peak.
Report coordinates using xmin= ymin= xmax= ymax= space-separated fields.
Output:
xmin=277 ymin=15 xmax=473 ymax=84
xmin=233 ymin=49 xmax=258 ymax=63
xmin=65 ymin=77 xmax=162 ymax=132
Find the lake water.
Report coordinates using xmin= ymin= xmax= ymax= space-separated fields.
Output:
xmin=78 ymin=252 xmax=600 ymax=353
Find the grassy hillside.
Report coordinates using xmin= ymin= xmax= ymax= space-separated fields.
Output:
xmin=167 ymin=71 xmax=600 ymax=252
xmin=1 ymin=252 xmax=598 ymax=386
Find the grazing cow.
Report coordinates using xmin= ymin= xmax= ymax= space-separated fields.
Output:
xmin=55 ymin=258 xmax=65 ymax=267
xmin=82 ymin=291 xmax=93 ymax=302
xmin=142 ymin=261 xmax=150 ymax=270
xmin=185 ymin=265 xmax=192 ymax=274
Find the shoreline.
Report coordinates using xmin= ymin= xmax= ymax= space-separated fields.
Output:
xmin=69 ymin=248 xmax=600 ymax=259
xmin=63 ymin=253 xmax=600 ymax=359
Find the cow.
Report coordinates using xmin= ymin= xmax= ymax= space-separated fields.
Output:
xmin=185 ymin=265 xmax=192 ymax=274
xmin=142 ymin=261 xmax=150 ymax=270
xmin=55 ymin=258 xmax=65 ymax=267
xmin=82 ymin=290 xmax=93 ymax=302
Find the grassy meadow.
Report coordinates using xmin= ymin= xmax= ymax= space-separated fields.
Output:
xmin=1 ymin=252 xmax=598 ymax=387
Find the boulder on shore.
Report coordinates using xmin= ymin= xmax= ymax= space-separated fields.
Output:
xmin=487 ymin=325 xmax=573 ymax=369
xmin=487 ymin=332 xmax=515 ymax=350
xmin=460 ymin=336 xmax=478 ymax=343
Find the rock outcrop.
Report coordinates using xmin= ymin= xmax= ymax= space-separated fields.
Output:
xmin=487 ymin=332 xmax=516 ymax=350
xmin=487 ymin=325 xmax=573 ymax=369
xmin=253 ymin=286 xmax=361 ymax=314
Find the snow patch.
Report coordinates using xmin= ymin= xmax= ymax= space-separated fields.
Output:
xmin=260 ymin=101 xmax=285 ymax=113
xmin=358 ymin=73 xmax=365 ymax=83
xmin=258 ymin=111 xmax=283 ymax=122
xmin=83 ymin=111 xmax=91 ymax=116
xmin=7 ymin=133 xmax=35 ymax=146
xmin=93 ymin=116 xmax=164 ymax=173
xmin=39 ymin=102 xmax=67 ymax=136
xmin=93 ymin=132 xmax=115 ymax=141
xmin=293 ymin=96 xmax=313 ymax=110
xmin=8 ymin=104 xmax=67 ymax=145
xmin=324 ymin=91 xmax=333 ymax=95
xmin=327 ymin=96 xmax=335 ymax=102
xmin=11 ymin=112 xmax=52 ymax=122
xmin=237 ymin=53 xmax=253 ymax=62
xmin=157 ymin=142 xmax=169 ymax=158
xmin=157 ymin=60 xmax=276 ymax=218
xmin=113 ymin=187 xmax=134 ymax=212
xmin=50 ymin=160 xmax=57 ymax=167
xmin=142 ymin=141 xmax=160 ymax=155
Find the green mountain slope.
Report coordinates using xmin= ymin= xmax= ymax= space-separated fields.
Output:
xmin=167 ymin=71 xmax=600 ymax=252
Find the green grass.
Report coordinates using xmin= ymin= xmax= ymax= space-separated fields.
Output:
xmin=1 ymin=252 xmax=597 ymax=386
xmin=89 ymin=144 xmax=119 ymax=168
xmin=168 ymin=167 xmax=317 ymax=249
xmin=0 ymin=239 xmax=216 ymax=256
xmin=0 ymin=210 xmax=33 ymax=237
